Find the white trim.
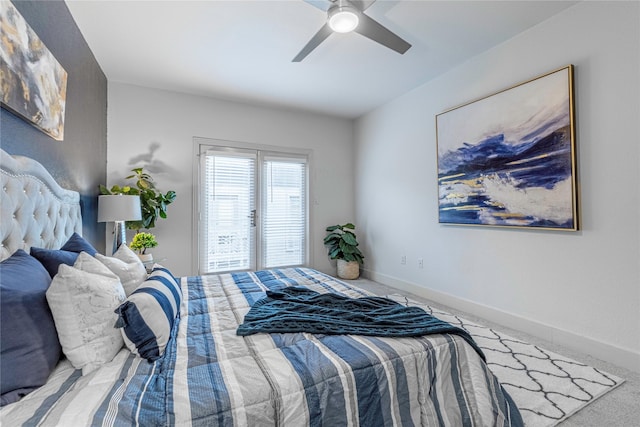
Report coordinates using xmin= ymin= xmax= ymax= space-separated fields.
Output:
xmin=362 ymin=268 xmax=640 ymax=373
xmin=191 ymin=141 xmax=200 ymax=276
xmin=193 ymin=136 xmax=311 ymax=157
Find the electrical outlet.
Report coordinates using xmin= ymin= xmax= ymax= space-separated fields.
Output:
xmin=401 ymin=255 xmax=406 ymax=265
xmin=418 ymin=258 xmax=424 ymax=269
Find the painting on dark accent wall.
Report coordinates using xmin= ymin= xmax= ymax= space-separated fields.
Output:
xmin=435 ymin=65 xmax=578 ymax=231
xmin=0 ymin=1 xmax=67 ymax=141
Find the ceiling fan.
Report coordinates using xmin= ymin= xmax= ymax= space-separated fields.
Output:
xmin=293 ymin=0 xmax=411 ymax=62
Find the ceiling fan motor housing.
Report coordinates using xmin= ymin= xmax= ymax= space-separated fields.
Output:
xmin=328 ymin=3 xmax=360 ymax=33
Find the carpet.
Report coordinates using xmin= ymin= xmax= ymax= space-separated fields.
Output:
xmin=385 ymin=294 xmax=625 ymax=427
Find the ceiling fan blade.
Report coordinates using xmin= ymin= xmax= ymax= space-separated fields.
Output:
xmin=354 ymin=13 xmax=411 ymax=55
xmin=348 ymin=0 xmax=377 ymax=12
xmin=304 ymin=0 xmax=376 ymax=12
xmin=302 ymin=0 xmax=334 ymax=12
xmin=292 ymin=23 xmax=333 ymax=62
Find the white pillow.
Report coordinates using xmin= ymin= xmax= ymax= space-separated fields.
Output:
xmin=95 ymin=244 xmax=147 ymax=296
xmin=46 ymin=252 xmax=126 ymax=375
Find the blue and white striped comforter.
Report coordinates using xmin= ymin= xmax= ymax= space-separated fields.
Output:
xmin=1 ymin=268 xmax=522 ymax=426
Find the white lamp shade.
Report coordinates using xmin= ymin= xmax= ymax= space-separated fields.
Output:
xmin=98 ymin=195 xmax=142 ymax=222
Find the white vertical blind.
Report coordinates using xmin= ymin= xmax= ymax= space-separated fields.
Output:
xmin=200 ymin=150 xmax=256 ymax=274
xmin=261 ymin=155 xmax=307 ymax=268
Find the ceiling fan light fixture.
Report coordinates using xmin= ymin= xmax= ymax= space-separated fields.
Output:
xmin=328 ymin=6 xmax=359 ymax=33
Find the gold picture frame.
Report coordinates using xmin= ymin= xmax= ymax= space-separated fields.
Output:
xmin=435 ymin=65 xmax=578 ymax=231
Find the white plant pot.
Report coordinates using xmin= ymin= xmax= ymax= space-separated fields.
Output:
xmin=138 ymin=253 xmax=153 ymax=263
xmin=337 ymin=259 xmax=360 ymax=280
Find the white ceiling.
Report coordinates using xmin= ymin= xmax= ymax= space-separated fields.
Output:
xmin=65 ymin=0 xmax=577 ymax=119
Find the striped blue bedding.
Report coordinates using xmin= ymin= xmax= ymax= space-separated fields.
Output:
xmin=0 ymin=268 xmax=522 ymax=426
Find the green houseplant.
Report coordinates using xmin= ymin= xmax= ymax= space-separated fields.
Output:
xmin=99 ymin=167 xmax=176 ymax=233
xmin=129 ymin=232 xmax=158 ymax=262
xmin=324 ymin=223 xmax=364 ymax=279
xmin=129 ymin=232 xmax=158 ymax=255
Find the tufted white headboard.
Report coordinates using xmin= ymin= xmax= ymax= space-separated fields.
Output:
xmin=0 ymin=148 xmax=83 ymax=261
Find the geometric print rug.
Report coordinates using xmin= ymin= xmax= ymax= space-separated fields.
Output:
xmin=385 ymin=294 xmax=625 ymax=426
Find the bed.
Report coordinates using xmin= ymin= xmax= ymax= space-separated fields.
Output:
xmin=0 ymin=148 xmax=522 ymax=426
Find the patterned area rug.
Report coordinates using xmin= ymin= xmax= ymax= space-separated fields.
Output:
xmin=385 ymin=294 xmax=625 ymax=426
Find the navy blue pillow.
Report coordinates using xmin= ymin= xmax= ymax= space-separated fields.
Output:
xmin=60 ymin=232 xmax=98 ymax=256
xmin=30 ymin=247 xmax=79 ymax=278
xmin=30 ymin=233 xmax=98 ymax=277
xmin=0 ymin=250 xmax=62 ymax=406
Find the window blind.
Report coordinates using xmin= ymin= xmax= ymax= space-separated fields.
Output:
xmin=200 ymin=150 xmax=256 ymax=274
xmin=261 ymin=156 xmax=307 ymax=268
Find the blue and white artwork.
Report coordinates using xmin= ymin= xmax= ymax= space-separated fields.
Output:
xmin=436 ymin=66 xmax=577 ymax=230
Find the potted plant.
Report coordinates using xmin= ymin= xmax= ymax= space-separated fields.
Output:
xmin=129 ymin=232 xmax=158 ymax=263
xmin=99 ymin=167 xmax=176 ymax=233
xmin=323 ymin=223 xmax=364 ymax=279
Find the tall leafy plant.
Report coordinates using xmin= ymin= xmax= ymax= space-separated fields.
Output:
xmin=99 ymin=168 xmax=176 ymax=232
xmin=323 ymin=223 xmax=364 ymax=264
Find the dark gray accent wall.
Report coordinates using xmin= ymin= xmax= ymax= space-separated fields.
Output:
xmin=0 ymin=0 xmax=107 ymax=251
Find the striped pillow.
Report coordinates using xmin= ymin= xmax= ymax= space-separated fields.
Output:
xmin=114 ymin=265 xmax=181 ymax=362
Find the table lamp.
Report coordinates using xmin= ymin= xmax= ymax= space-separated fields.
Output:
xmin=98 ymin=195 xmax=142 ymax=254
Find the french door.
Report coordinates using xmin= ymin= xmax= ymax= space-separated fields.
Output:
xmin=198 ymin=144 xmax=308 ymax=274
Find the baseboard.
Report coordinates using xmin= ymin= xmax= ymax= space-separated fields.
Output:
xmin=362 ymin=268 xmax=640 ymax=373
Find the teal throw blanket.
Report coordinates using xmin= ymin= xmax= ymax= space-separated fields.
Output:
xmin=237 ymin=287 xmax=484 ymax=360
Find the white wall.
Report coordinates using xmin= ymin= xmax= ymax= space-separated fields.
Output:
xmin=107 ymin=83 xmax=354 ymax=277
xmin=355 ymin=2 xmax=639 ymax=371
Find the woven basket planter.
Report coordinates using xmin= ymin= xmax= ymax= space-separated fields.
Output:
xmin=337 ymin=259 xmax=360 ymax=280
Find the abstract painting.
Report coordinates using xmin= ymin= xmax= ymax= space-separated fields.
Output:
xmin=0 ymin=1 xmax=67 ymax=141
xmin=436 ymin=65 xmax=577 ymax=230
